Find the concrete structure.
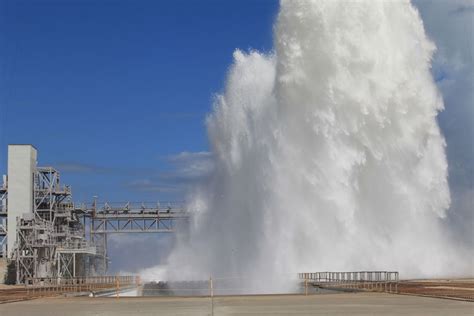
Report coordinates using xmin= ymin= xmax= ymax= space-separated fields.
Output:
xmin=6 ymin=145 xmax=37 ymax=258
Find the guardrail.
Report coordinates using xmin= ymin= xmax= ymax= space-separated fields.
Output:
xmin=298 ymin=271 xmax=399 ymax=293
xmin=24 ymin=275 xmax=140 ymax=297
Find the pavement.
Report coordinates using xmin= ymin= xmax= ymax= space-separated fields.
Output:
xmin=0 ymin=292 xmax=473 ymax=315
xmin=0 ymin=259 xmax=6 ymax=284
xmin=398 ymin=279 xmax=474 ymax=301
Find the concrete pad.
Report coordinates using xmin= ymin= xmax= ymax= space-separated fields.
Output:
xmin=0 ymin=292 xmax=472 ymax=316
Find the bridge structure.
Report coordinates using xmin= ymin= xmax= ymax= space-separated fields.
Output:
xmin=75 ymin=201 xmax=189 ymax=273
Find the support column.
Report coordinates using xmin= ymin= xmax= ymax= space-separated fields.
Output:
xmin=73 ymin=253 xmax=76 ymax=278
xmin=57 ymin=254 xmax=61 ymax=278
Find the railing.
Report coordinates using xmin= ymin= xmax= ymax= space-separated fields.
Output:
xmin=298 ymin=271 xmax=399 ymax=293
xmin=25 ymin=275 xmax=140 ymax=297
xmin=75 ymin=201 xmax=186 ymax=215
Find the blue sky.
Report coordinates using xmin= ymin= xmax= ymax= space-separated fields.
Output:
xmin=0 ymin=0 xmax=471 ymax=272
xmin=0 ymin=0 xmax=278 ymax=203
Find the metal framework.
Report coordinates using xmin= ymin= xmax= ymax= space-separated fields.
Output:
xmin=14 ymin=167 xmax=104 ymax=284
xmin=34 ymin=167 xmax=72 ymax=221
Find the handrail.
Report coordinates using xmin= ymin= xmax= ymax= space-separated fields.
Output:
xmin=298 ymin=271 xmax=399 ymax=293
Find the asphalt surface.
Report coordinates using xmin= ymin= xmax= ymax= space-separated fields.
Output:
xmin=0 ymin=292 xmax=473 ymax=315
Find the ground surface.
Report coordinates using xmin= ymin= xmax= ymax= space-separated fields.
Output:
xmin=0 ymin=285 xmax=30 ymax=303
xmin=0 ymin=292 xmax=472 ymax=316
xmin=0 ymin=259 xmax=6 ymax=284
xmin=0 ymin=284 xmax=121 ymax=303
xmin=398 ymin=279 xmax=474 ymax=301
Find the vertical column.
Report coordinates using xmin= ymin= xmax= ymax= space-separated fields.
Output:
xmin=73 ymin=253 xmax=76 ymax=278
xmin=57 ymin=254 xmax=61 ymax=278
xmin=7 ymin=145 xmax=37 ymax=258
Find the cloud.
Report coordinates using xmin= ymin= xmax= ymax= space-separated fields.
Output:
xmin=54 ymin=162 xmax=112 ymax=174
xmin=57 ymin=152 xmax=213 ymax=196
xmin=449 ymin=4 xmax=474 ymax=15
xmin=167 ymin=151 xmax=212 ymax=162
xmin=126 ymin=179 xmax=181 ymax=193
xmin=54 ymin=162 xmax=156 ymax=177
xmin=126 ymin=151 xmax=214 ymax=194
xmin=164 ymin=151 xmax=214 ymax=182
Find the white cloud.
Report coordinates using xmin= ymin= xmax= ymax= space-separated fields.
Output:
xmin=164 ymin=151 xmax=214 ymax=181
xmin=126 ymin=179 xmax=180 ymax=193
xmin=127 ymin=151 xmax=214 ymax=194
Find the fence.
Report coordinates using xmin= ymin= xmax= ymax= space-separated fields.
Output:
xmin=24 ymin=275 xmax=139 ymax=297
xmin=298 ymin=271 xmax=399 ymax=293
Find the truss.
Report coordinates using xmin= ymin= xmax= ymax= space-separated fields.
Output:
xmin=90 ymin=209 xmax=188 ymax=234
xmin=75 ymin=202 xmax=189 ymax=239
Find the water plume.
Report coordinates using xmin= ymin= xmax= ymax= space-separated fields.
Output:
xmin=143 ymin=0 xmax=471 ymax=292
